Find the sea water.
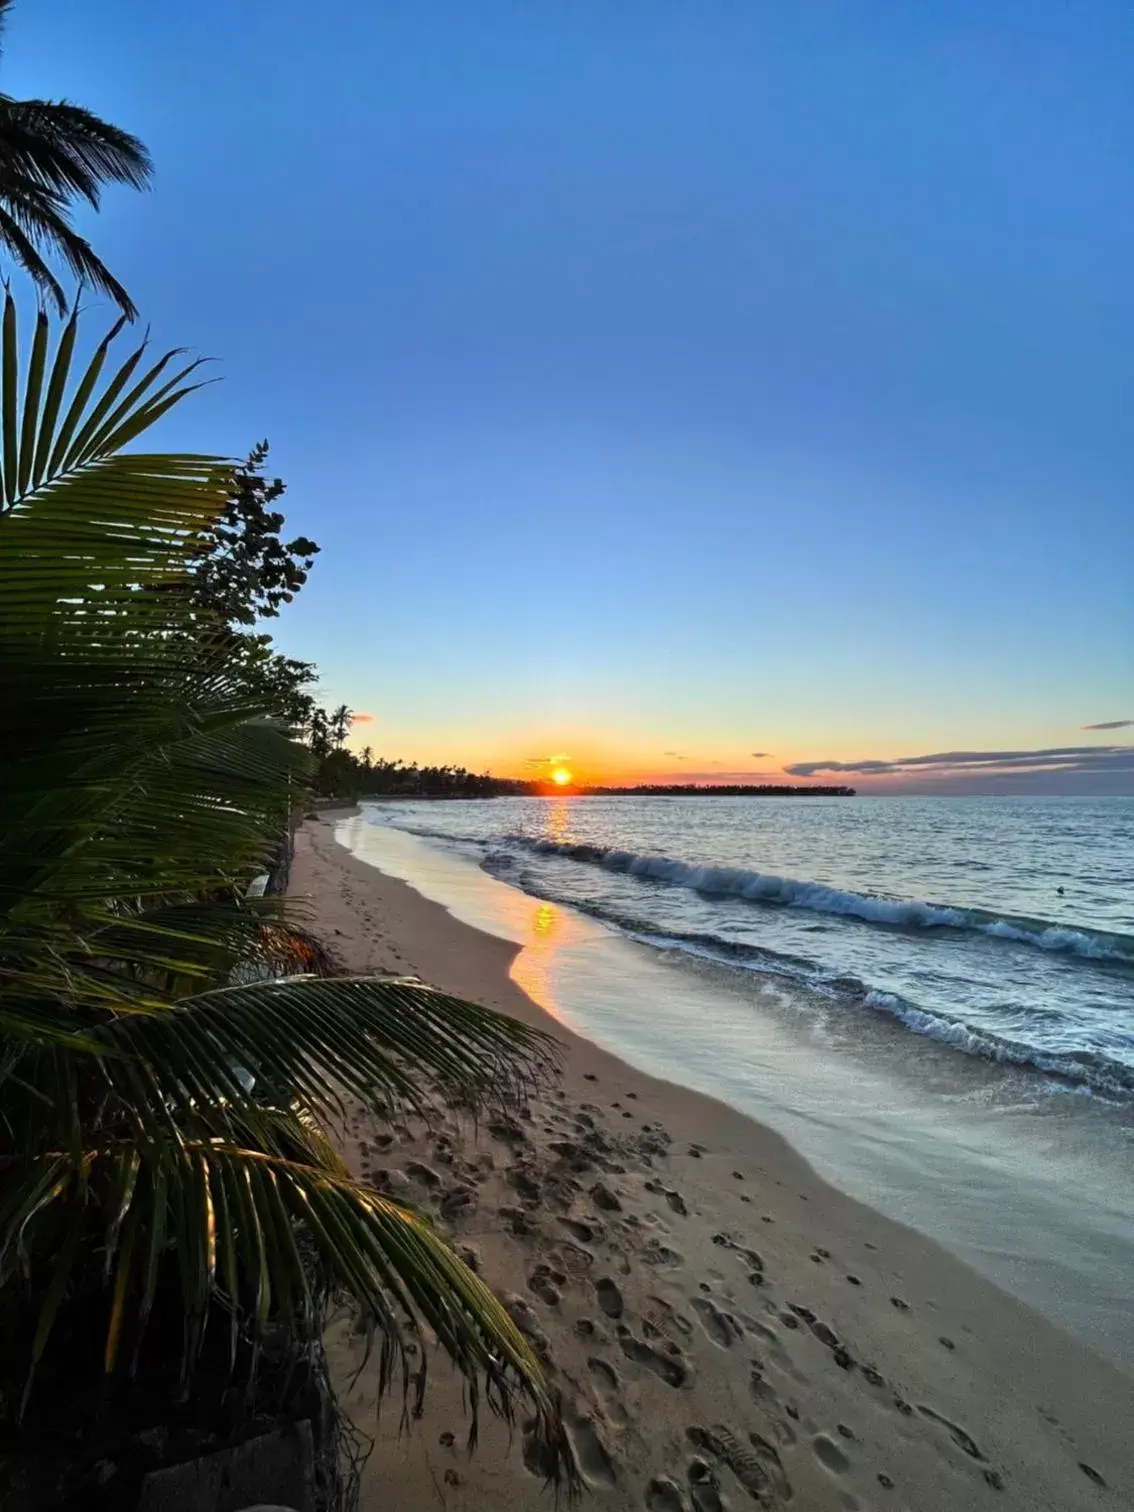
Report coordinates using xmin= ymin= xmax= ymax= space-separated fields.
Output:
xmin=338 ymin=796 xmax=1134 ymax=1366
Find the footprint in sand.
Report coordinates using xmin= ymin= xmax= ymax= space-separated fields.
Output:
xmin=404 ymin=1160 xmax=441 ymax=1189
xmin=646 ymin=1476 xmax=690 ymax=1512
xmin=646 ymin=1179 xmax=690 ymax=1216
xmin=504 ymin=1295 xmax=551 ymax=1359
xmin=686 ymin=1459 xmax=726 ymax=1512
xmin=699 ymin=1424 xmax=793 ymax=1504
xmin=618 ymin=1328 xmax=692 ymax=1388
xmin=596 ymin=1277 xmax=624 ymax=1318
xmin=813 ymin=1433 xmax=851 ymax=1476
xmin=590 ymin=1181 xmax=623 ymax=1212
xmin=528 ymin=1264 xmax=565 ymax=1306
xmin=691 ymin=1297 xmax=740 ymax=1349
xmin=642 ymin=1238 xmax=684 ymax=1269
xmin=557 ymin=1240 xmax=596 ymax=1273
xmin=916 ymin=1404 xmax=985 ymax=1461
xmin=587 ymin=1355 xmax=629 ymax=1423
xmin=568 ymin=1411 xmax=618 ymax=1488
xmin=560 ymin=1216 xmax=604 ymax=1244
xmin=647 ymin=1296 xmax=694 ymax=1337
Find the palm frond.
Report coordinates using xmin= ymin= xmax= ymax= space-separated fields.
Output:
xmin=0 ymin=202 xmax=66 ymax=312
xmin=0 ymin=299 xmax=576 ymax=1483
xmin=91 ymin=976 xmax=556 ymax=1147
xmin=0 ymin=87 xmax=151 ymax=316
xmin=0 ymin=97 xmax=153 ymax=201
xmin=0 ymin=1140 xmax=576 ymax=1483
xmin=0 ymin=183 xmax=138 ymax=317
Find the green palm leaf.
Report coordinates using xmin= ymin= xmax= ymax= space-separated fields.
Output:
xmin=101 ymin=976 xmax=555 ymax=1129
xmin=0 ymin=301 xmax=576 ymax=1485
xmin=1 ymin=1134 xmax=573 ymax=1478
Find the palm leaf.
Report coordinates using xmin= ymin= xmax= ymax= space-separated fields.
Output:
xmin=100 ymin=976 xmax=556 ymax=1129
xmin=0 ymin=1140 xmax=575 ymax=1482
xmin=0 ymin=302 xmax=576 ymax=1483
xmin=0 ymin=89 xmax=151 ymax=316
xmin=0 ymin=96 xmax=152 ymax=202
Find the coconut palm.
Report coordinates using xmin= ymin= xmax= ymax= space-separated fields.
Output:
xmin=0 ymin=298 xmax=573 ymax=1489
xmin=0 ymin=0 xmax=152 ymax=318
xmin=331 ymin=702 xmax=354 ymax=747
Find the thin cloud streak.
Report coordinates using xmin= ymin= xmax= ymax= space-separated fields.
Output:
xmin=792 ymin=743 xmax=1134 ymax=792
xmin=1082 ymin=720 xmax=1133 ymax=731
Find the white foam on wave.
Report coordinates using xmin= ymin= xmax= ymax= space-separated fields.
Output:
xmin=518 ymin=839 xmax=1133 ymax=964
xmin=862 ymin=991 xmax=1132 ymax=1098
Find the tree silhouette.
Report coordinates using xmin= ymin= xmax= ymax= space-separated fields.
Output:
xmin=0 ymin=0 xmax=153 ymax=316
xmin=330 ymin=704 xmax=353 ymax=747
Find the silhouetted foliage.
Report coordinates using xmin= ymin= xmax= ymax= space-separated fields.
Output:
xmin=303 ymin=731 xmax=856 ymax=803
xmin=0 ymin=0 xmax=153 ymax=316
xmin=583 ymin=783 xmax=856 ymax=797
xmin=189 ymin=442 xmax=319 ymax=626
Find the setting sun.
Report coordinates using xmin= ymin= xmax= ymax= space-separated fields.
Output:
xmin=550 ymin=767 xmax=572 ymax=786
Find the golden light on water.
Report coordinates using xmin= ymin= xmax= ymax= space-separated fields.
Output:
xmin=532 ymin=902 xmax=557 ymax=939
xmin=550 ymin=766 xmax=572 ymax=786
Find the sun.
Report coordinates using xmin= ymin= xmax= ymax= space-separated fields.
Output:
xmin=550 ymin=766 xmax=572 ymax=787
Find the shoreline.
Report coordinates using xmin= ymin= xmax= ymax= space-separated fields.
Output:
xmin=292 ymin=814 xmax=1133 ymax=1510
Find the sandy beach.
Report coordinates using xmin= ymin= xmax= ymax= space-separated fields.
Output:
xmin=291 ymin=814 xmax=1133 ymax=1511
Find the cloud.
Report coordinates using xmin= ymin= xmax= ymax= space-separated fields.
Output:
xmin=1082 ymin=720 xmax=1133 ymax=731
xmin=750 ymin=751 xmax=770 ymax=758
xmin=663 ymin=751 xmax=690 ymax=760
xmin=786 ymin=745 xmax=1134 ymax=784
xmin=353 ymin=712 xmax=375 ymax=724
xmin=524 ymin=752 xmax=571 ymax=768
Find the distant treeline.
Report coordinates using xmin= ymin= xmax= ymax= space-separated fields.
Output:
xmin=580 ymin=783 xmax=856 ymax=797
xmin=329 ymin=753 xmax=534 ymax=799
xmin=306 ymin=723 xmax=856 ymax=800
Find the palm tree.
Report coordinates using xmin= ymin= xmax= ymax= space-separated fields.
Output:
xmin=330 ymin=702 xmax=354 ymax=747
xmin=0 ymin=0 xmax=152 ymax=318
xmin=0 ymin=299 xmax=573 ymax=1491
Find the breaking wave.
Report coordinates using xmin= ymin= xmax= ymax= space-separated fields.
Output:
xmin=505 ymin=837 xmax=1134 ymax=965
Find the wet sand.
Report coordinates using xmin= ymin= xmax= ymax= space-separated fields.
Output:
xmin=292 ymin=815 xmax=1133 ymax=1511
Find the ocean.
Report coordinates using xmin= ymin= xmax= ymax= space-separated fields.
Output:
xmin=338 ymin=795 xmax=1134 ymax=1365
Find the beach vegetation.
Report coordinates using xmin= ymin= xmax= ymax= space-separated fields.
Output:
xmin=0 ymin=298 xmax=573 ymax=1503
xmin=0 ymin=0 xmax=151 ymax=318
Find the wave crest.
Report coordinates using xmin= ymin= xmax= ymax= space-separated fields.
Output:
xmin=508 ymin=837 xmax=1134 ymax=964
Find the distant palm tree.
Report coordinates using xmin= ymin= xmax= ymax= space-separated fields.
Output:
xmin=0 ymin=0 xmax=152 ymax=317
xmin=330 ymin=702 xmax=353 ymax=747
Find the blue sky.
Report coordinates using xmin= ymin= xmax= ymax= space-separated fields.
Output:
xmin=16 ymin=1 xmax=1133 ymax=789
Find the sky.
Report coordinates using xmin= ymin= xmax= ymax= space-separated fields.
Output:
xmin=14 ymin=1 xmax=1133 ymax=791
